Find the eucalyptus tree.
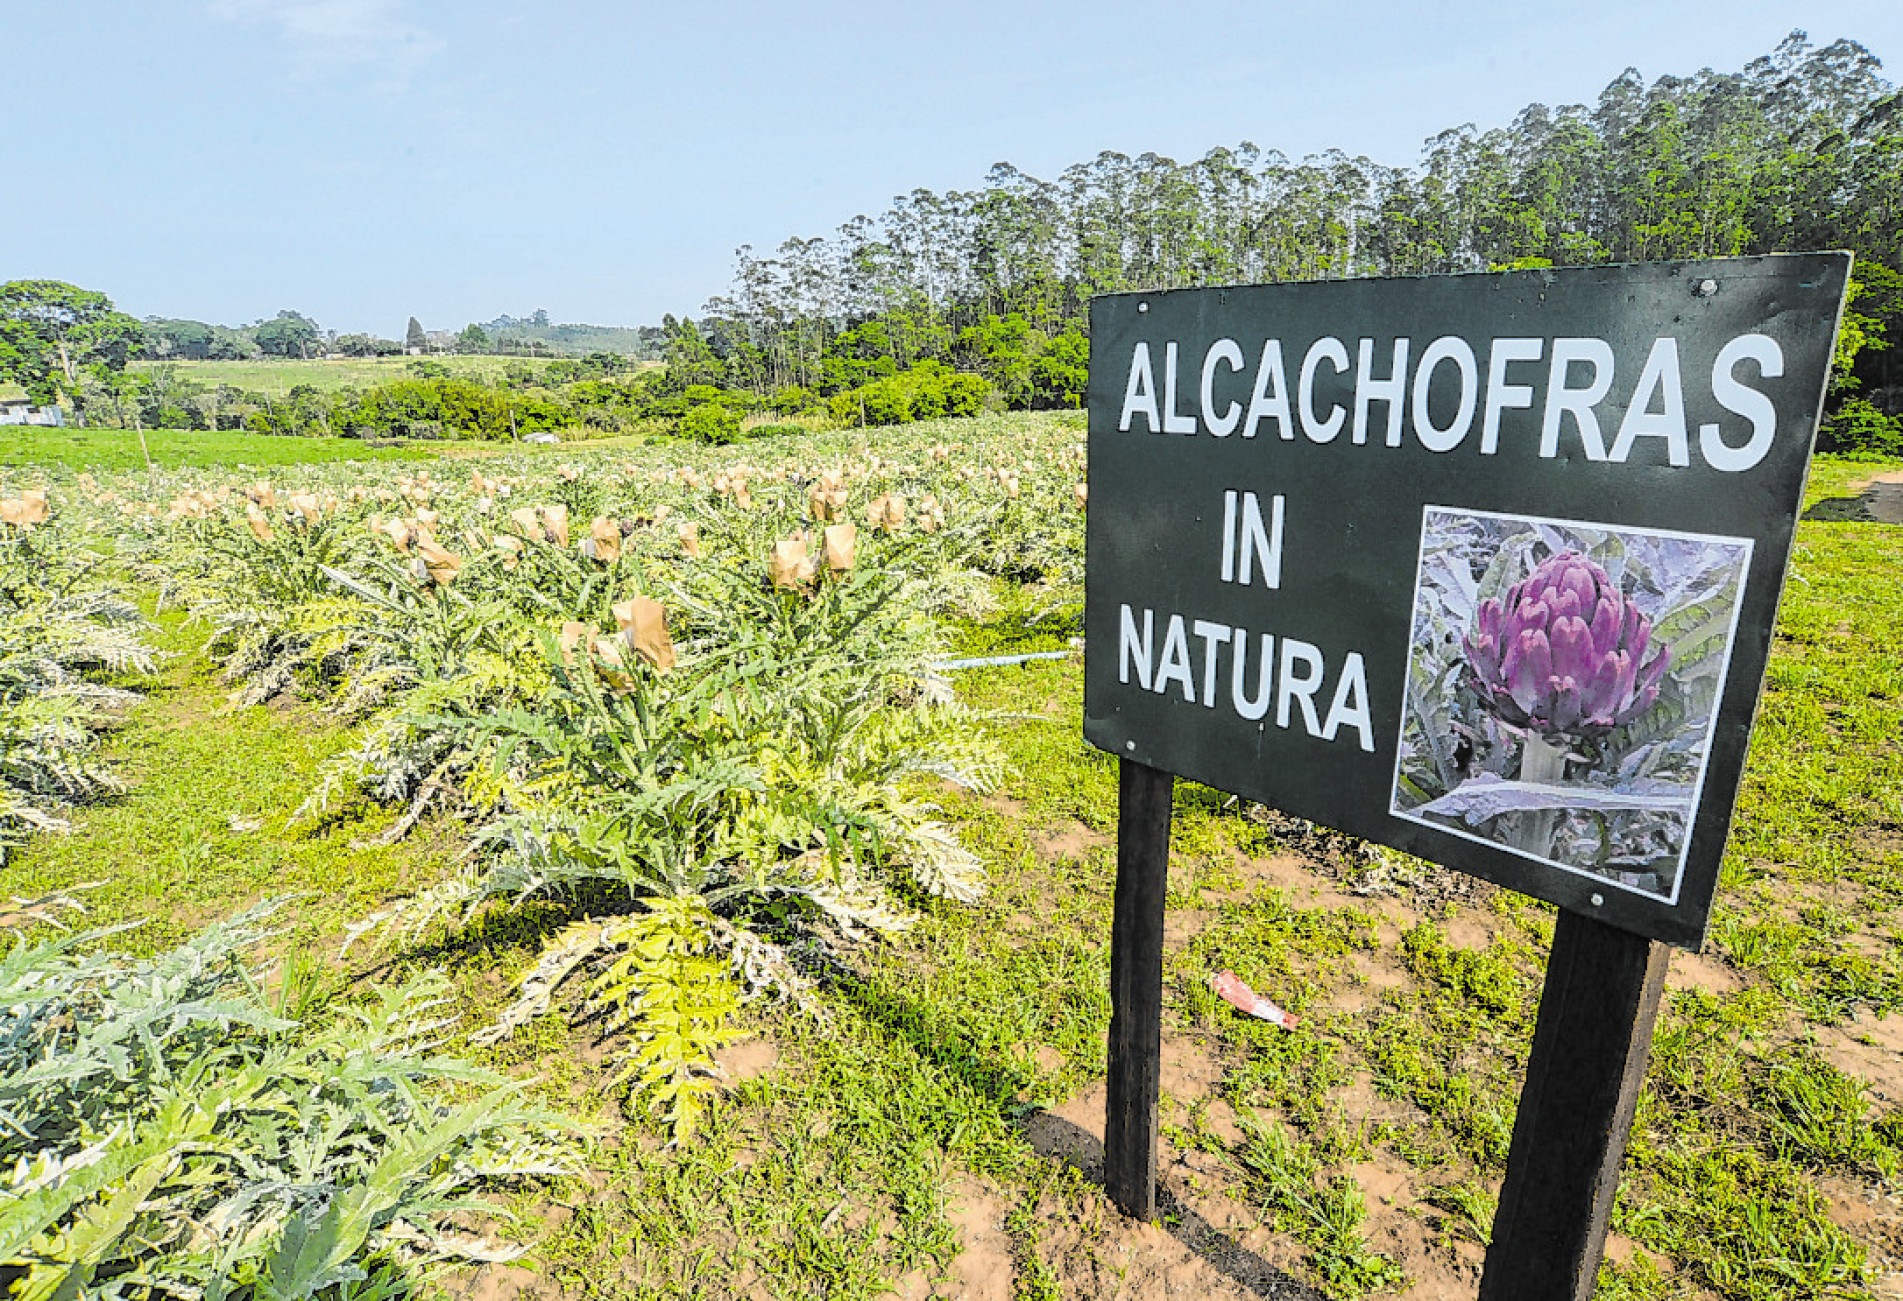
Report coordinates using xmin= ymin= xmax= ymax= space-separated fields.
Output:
xmin=678 ymin=31 xmax=1900 ymax=421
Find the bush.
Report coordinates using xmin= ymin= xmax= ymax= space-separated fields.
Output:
xmin=678 ymin=402 xmax=742 ymax=444
xmin=770 ymin=384 xmax=820 ymax=413
xmin=1818 ymin=397 xmax=1903 ymax=459
xmin=828 ymin=362 xmax=991 ymax=428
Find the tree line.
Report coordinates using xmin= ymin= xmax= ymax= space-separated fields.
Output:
xmin=140 ymin=310 xmax=662 ymax=363
xmin=666 ymin=31 xmax=1903 ymax=453
xmin=107 ymin=353 xmax=981 ymax=444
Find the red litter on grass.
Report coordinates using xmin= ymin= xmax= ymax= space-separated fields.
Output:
xmin=1213 ymin=970 xmax=1299 ymax=1028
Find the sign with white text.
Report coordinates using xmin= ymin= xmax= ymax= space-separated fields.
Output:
xmin=1084 ymin=255 xmax=1850 ymax=946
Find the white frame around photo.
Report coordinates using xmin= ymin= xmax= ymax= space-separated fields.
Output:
xmin=1388 ymin=504 xmax=1755 ymax=905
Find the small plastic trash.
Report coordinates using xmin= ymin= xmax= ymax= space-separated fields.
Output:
xmin=1213 ymin=969 xmax=1299 ymax=1028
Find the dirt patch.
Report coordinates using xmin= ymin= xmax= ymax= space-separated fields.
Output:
xmin=1807 ymin=473 xmax=1903 ymax=524
xmin=1334 ymin=1069 xmax=1427 ymax=1128
xmin=1350 ymin=1154 xmax=1413 ymax=1213
xmin=445 ymin=1263 xmax=563 ymax=1300
xmin=575 ymin=1033 xmax=618 ymax=1069
xmin=1031 ymin=1080 xmax=1108 ymax=1178
xmin=1868 ymin=479 xmax=1903 ymax=525
xmin=1440 ymin=911 xmax=1497 ymax=952
xmin=895 ymin=1176 xmax=1015 ymax=1300
xmin=1667 ymin=949 xmax=1745 ymax=997
xmin=1230 ymin=852 xmax=1368 ymax=913
xmin=1037 ymin=1187 xmax=1322 ymax=1300
xmin=1159 ymin=1030 xmax=1227 ymax=1108
xmin=1860 ymin=822 xmax=1903 ymax=865
xmin=715 ymin=1037 xmax=780 ymax=1086
xmin=982 ymin=792 xmax=1029 ymax=820
xmin=1028 ymin=1066 xmax=1326 ymax=1298
xmin=1035 ymin=819 xmax=1110 ymax=862
xmin=1821 ymin=1176 xmax=1903 ymax=1297
xmin=1376 ymin=1201 xmax=1484 ymax=1300
xmin=1165 ymin=907 xmax=1213 ymax=948
xmin=1816 ymin=1009 xmax=1903 ymax=1105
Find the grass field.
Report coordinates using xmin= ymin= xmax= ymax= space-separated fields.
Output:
xmin=0 ymin=425 xmax=449 ymax=470
xmin=4 ymin=425 xmax=1899 ymax=1300
xmin=129 ymin=353 xmax=650 ymax=397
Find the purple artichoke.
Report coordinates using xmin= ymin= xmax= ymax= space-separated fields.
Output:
xmin=1463 ymin=551 xmax=1670 ymax=740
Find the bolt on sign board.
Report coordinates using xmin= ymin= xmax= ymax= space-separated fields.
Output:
xmin=1085 ymin=255 xmax=1850 ymax=948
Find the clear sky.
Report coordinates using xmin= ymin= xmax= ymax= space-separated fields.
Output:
xmin=4 ymin=2 xmax=1899 ymax=337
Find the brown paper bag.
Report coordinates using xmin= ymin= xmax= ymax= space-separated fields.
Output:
xmin=917 ymin=495 xmax=945 ymax=534
xmin=823 ymin=522 xmax=856 ymax=573
xmin=613 ymin=596 xmax=675 ymax=673
xmin=865 ymin=493 xmax=906 ymax=533
xmin=508 ymin=506 xmax=540 ymax=540
xmin=416 ymin=535 xmax=462 ymax=585
xmin=808 ymin=473 xmax=848 ymax=522
xmin=245 ymin=505 xmax=275 ymax=543
xmin=677 ymin=521 xmax=702 ymax=557
xmin=541 ymin=504 xmax=570 ymax=547
xmin=592 ymin=634 xmax=633 ymax=692
xmin=558 ymin=621 xmax=590 ymax=667
xmin=769 ymin=533 xmax=817 ymax=590
xmin=587 ymin=516 xmax=622 ymax=564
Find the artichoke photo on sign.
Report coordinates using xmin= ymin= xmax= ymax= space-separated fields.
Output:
xmin=1390 ymin=508 xmax=1753 ymax=902
xmin=1463 ymin=552 xmax=1671 ymax=742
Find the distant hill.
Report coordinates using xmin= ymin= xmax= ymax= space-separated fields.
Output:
xmin=139 ymin=310 xmax=662 ymax=362
xmin=479 ymin=313 xmax=660 ymax=358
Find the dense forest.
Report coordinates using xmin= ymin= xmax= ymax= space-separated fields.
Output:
xmin=665 ymin=31 xmax=1903 ymax=452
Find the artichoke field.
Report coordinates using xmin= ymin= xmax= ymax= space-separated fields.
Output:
xmin=11 ymin=415 xmax=1088 ymax=1141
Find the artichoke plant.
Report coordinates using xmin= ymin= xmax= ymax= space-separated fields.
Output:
xmin=1464 ymin=551 xmax=1670 ymax=743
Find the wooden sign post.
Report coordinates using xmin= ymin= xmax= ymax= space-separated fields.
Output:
xmin=1104 ymin=759 xmax=1175 ymax=1220
xmin=1479 ymin=913 xmax=1669 ymax=1297
xmin=1085 ymin=256 xmax=1851 ymax=1294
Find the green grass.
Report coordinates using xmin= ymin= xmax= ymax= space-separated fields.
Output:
xmin=4 ymin=443 xmax=1900 ymax=1300
xmin=129 ymin=354 xmax=584 ymax=396
xmin=3 ymin=607 xmax=463 ymax=955
xmin=0 ymin=426 xmax=460 ymax=471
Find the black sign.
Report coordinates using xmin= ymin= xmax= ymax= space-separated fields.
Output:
xmin=1084 ymin=255 xmax=1850 ymax=946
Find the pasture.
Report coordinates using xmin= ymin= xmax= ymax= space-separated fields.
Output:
xmin=127 ymin=354 xmax=600 ymax=398
xmin=1 ymin=417 xmax=1898 ymax=1301
xmin=0 ymin=426 xmax=447 ymax=471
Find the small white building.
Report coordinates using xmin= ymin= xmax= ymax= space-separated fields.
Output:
xmin=0 ymin=385 xmax=64 ymax=427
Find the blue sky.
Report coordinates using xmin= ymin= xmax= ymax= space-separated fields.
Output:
xmin=4 ymin=2 xmax=1899 ymax=336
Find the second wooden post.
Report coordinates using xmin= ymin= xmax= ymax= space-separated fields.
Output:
xmin=1104 ymin=757 xmax=1174 ymax=1220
